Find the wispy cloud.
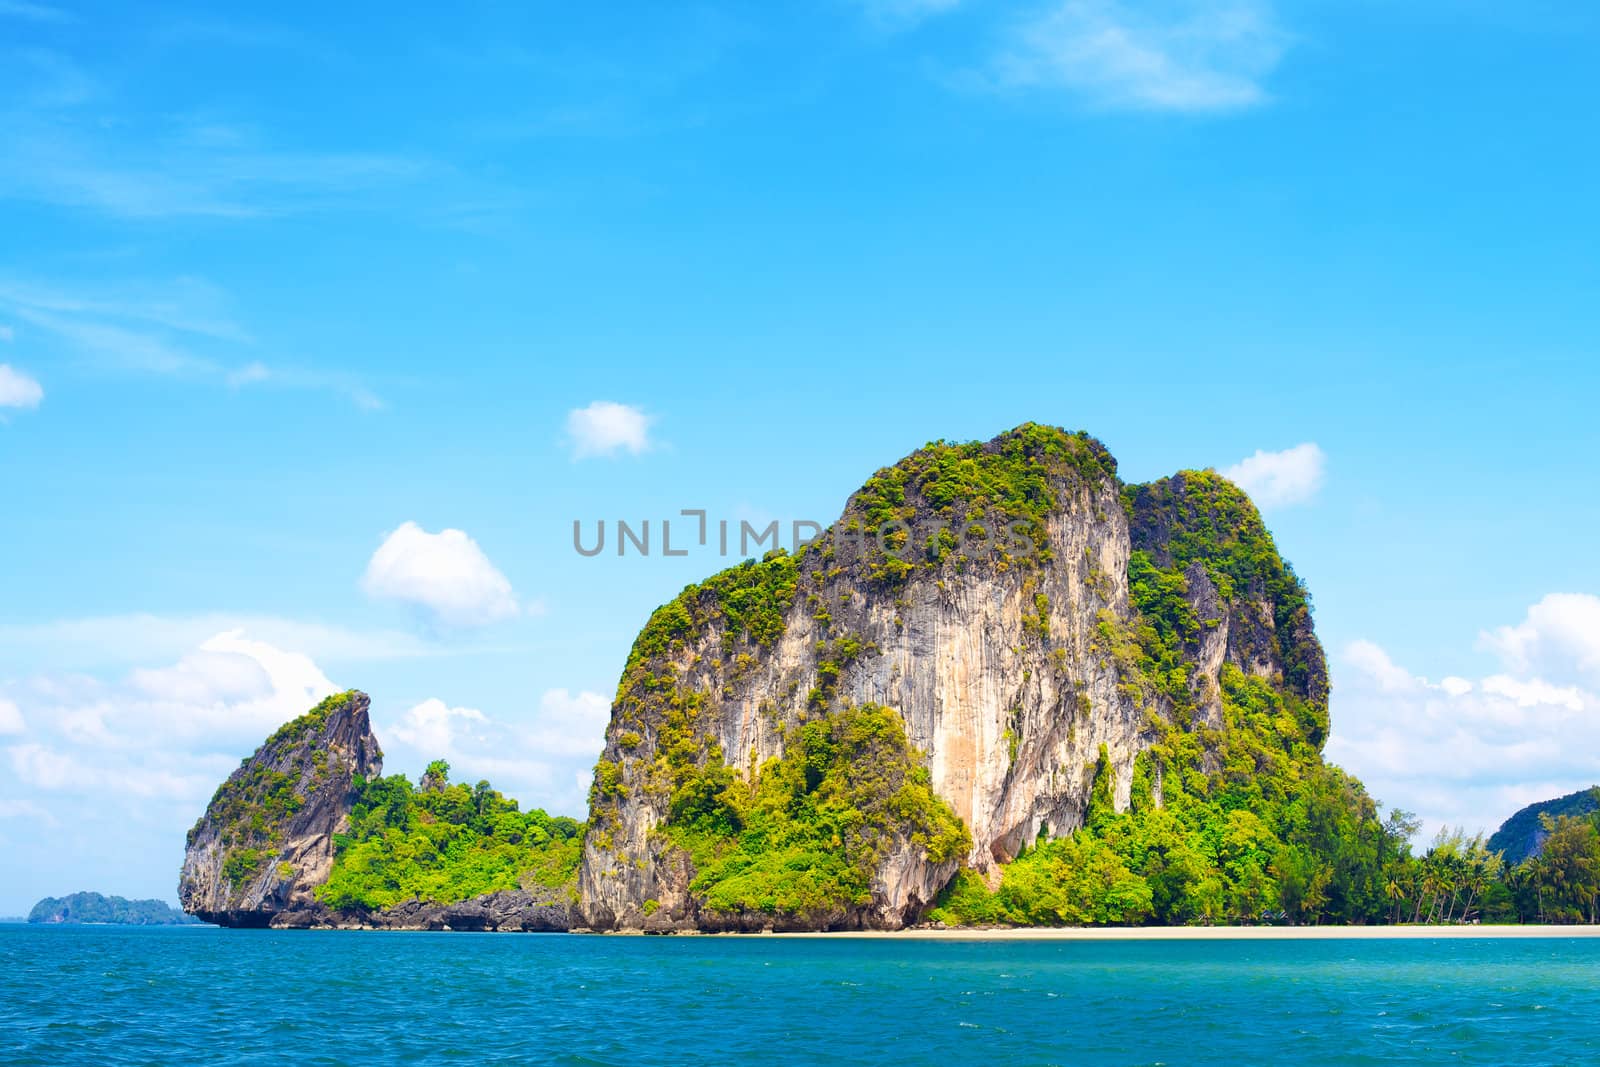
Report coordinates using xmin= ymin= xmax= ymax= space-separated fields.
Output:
xmin=0 ymin=276 xmax=249 ymax=341
xmin=221 ymin=359 xmax=386 ymax=410
xmin=994 ymin=0 xmax=1289 ymax=113
xmin=0 ymin=1 xmax=76 ymax=24
xmin=0 ymin=276 xmax=383 ymax=407
xmin=855 ymin=0 xmax=966 ymax=27
xmin=0 ymin=48 xmax=430 ymax=220
xmin=4 ymin=125 xmax=430 ymax=220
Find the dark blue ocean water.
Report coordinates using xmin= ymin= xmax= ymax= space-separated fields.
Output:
xmin=2 ymin=926 xmax=1596 ymax=1066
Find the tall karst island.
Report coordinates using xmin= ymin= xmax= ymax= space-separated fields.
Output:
xmin=186 ymin=424 xmax=1385 ymax=932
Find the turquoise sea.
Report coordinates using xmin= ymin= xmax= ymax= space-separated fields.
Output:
xmin=2 ymin=926 xmax=1597 ymax=1066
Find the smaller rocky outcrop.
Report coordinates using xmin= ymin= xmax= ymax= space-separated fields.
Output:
xmin=180 ymin=689 xmax=577 ymax=931
xmin=180 ymin=690 xmax=383 ymax=926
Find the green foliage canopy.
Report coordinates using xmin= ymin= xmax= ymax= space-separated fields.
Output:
xmin=316 ymin=762 xmax=584 ymax=911
xmin=664 ymin=703 xmax=969 ymax=922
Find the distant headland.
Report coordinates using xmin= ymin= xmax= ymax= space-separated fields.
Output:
xmin=29 ymin=891 xmax=200 ymax=926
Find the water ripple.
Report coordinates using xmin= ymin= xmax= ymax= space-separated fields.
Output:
xmin=2 ymin=927 xmax=1599 ymax=1066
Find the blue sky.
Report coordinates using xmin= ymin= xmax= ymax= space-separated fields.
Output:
xmin=2 ymin=0 xmax=1598 ymax=912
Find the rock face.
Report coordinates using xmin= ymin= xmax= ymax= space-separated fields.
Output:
xmin=180 ymin=690 xmax=383 ymax=926
xmin=268 ymin=889 xmax=570 ymax=932
xmin=579 ymin=425 xmax=1327 ymax=931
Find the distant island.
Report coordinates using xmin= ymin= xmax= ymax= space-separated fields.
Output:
xmin=29 ymin=891 xmax=200 ymax=926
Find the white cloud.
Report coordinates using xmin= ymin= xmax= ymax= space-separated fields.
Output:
xmin=11 ymin=630 xmax=338 ymax=752
xmin=1221 ymin=441 xmax=1324 ymax=508
xmin=389 ymin=698 xmax=487 ymax=755
xmin=381 ymin=688 xmax=609 ymax=816
xmin=0 ymin=699 xmax=24 ymax=735
xmin=1 ymin=630 xmax=338 ymax=800
xmin=0 ymin=363 xmax=43 ymax=409
xmin=1345 ymin=639 xmax=1417 ymax=693
xmin=997 ymin=0 xmax=1288 ymax=114
xmin=1479 ymin=675 xmax=1585 ymax=712
xmin=566 ymin=400 xmax=653 ymax=459
xmin=1481 ymin=593 xmax=1600 ymax=683
xmin=362 ymin=521 xmax=520 ymax=628
xmin=7 ymin=743 xmax=220 ymax=800
xmin=1328 ymin=614 xmax=1600 ymax=839
xmin=533 ymin=689 xmax=612 ymax=757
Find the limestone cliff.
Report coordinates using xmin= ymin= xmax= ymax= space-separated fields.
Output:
xmin=578 ymin=424 xmax=1327 ymax=932
xmin=180 ymin=690 xmax=382 ymax=926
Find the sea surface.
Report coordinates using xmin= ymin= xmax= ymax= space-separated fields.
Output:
xmin=2 ymin=925 xmax=1596 ymax=1066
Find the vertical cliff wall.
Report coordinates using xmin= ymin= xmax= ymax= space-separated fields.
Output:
xmin=578 ymin=425 xmax=1327 ymax=931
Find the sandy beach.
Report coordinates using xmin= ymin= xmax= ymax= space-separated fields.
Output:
xmin=771 ymin=924 xmax=1600 ymax=941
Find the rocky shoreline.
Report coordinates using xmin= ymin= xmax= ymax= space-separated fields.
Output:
xmin=205 ymin=889 xmax=571 ymax=932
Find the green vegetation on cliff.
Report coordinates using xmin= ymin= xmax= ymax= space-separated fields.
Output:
xmin=844 ymin=423 xmax=1117 ymax=579
xmin=661 ymin=703 xmax=969 ymax=921
xmin=625 ymin=550 xmax=801 ymax=673
xmin=854 ymin=424 xmax=1116 ymax=535
xmin=930 ymin=748 xmax=1411 ymax=926
xmin=1124 ymin=471 xmax=1326 ymax=713
xmin=316 ymin=761 xmax=583 ymax=911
